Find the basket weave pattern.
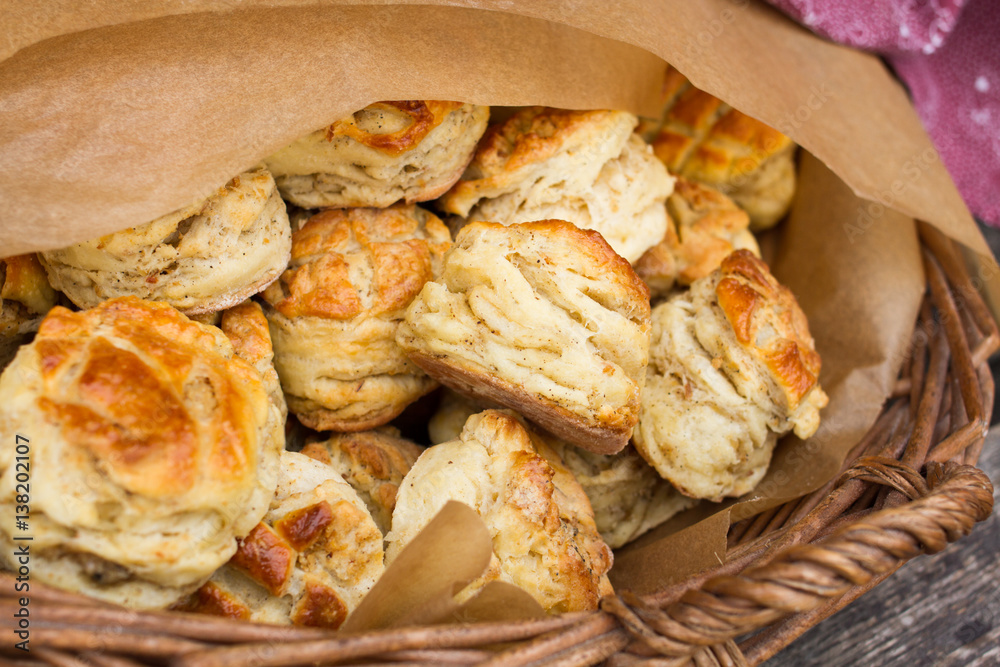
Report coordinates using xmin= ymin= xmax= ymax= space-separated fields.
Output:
xmin=2 ymin=224 xmax=996 ymax=667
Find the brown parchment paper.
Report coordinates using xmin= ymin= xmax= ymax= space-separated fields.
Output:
xmin=0 ymin=0 xmax=993 ymax=614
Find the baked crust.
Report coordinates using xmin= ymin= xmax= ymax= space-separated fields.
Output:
xmin=0 ymin=297 xmax=281 ymax=608
xmin=299 ymin=428 xmax=424 ymax=535
xmin=265 ymin=101 xmax=489 ymax=209
xmin=439 ymin=107 xmax=674 ymax=263
xmin=175 ymin=451 xmax=383 ymax=628
xmin=386 ymin=409 xmax=613 ymax=613
xmin=262 ymin=204 xmax=450 ymax=432
xmin=650 ymin=67 xmax=796 ymax=230
xmin=1 ymin=254 xmax=58 ymax=367
xmin=396 ymin=220 xmax=651 ymax=455
xmin=39 ymin=168 xmax=292 ymax=314
xmin=635 ymin=177 xmax=760 ymax=298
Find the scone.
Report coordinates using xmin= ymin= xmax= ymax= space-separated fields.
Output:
xmin=545 ymin=442 xmax=697 ymax=549
xmin=427 ymin=390 xmax=695 ymax=549
xmin=386 ymin=410 xmax=613 ymax=613
xmin=438 ymin=108 xmax=674 ymax=263
xmin=264 ymin=101 xmax=490 ymax=209
xmin=220 ymin=300 xmax=288 ymax=424
xmin=0 ymin=297 xmax=282 ymax=608
xmin=261 ymin=204 xmax=451 ymax=431
xmin=0 ymin=254 xmax=58 ymax=367
xmin=634 ymin=177 xmax=760 ymax=298
xmin=650 ymin=67 xmax=797 ymax=230
xmin=40 ymin=168 xmax=292 ymax=314
xmin=634 ymin=250 xmax=828 ymax=501
xmin=299 ymin=428 xmax=424 ymax=536
xmin=175 ymin=451 xmax=384 ymax=628
xmin=396 ymin=220 xmax=651 ymax=455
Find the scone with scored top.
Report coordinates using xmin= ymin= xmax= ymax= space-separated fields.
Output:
xmin=1 ymin=254 xmax=58 ymax=367
xmin=438 ymin=107 xmax=674 ymax=263
xmin=650 ymin=67 xmax=797 ymax=231
xmin=635 ymin=177 xmax=760 ymax=299
xmin=174 ymin=450 xmax=384 ymax=628
xmin=427 ymin=390 xmax=693 ymax=549
xmin=261 ymin=204 xmax=451 ymax=432
xmin=386 ymin=409 xmax=613 ymax=613
xmin=39 ymin=168 xmax=292 ymax=314
xmin=265 ymin=101 xmax=489 ymax=209
xmin=396 ymin=220 xmax=651 ymax=455
xmin=299 ymin=427 xmax=424 ymax=536
xmin=634 ymin=250 xmax=828 ymax=501
xmin=0 ymin=297 xmax=282 ymax=608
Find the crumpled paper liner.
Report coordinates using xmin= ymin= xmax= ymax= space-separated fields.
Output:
xmin=1 ymin=0 xmax=996 ymax=617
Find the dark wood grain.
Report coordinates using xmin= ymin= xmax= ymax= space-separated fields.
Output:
xmin=765 ymin=426 xmax=1000 ymax=666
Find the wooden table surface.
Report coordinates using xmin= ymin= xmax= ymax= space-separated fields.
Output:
xmin=765 ymin=425 xmax=1000 ymax=666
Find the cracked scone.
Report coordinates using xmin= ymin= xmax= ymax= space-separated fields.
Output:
xmin=386 ymin=410 xmax=613 ymax=612
xmin=39 ymin=168 xmax=292 ymax=314
xmin=396 ymin=220 xmax=651 ymax=455
xmin=438 ymin=107 xmax=674 ymax=263
xmin=175 ymin=451 xmax=384 ymax=628
xmin=650 ymin=67 xmax=797 ymax=231
xmin=1 ymin=254 xmax=58 ymax=368
xmin=427 ymin=391 xmax=694 ymax=549
xmin=261 ymin=204 xmax=451 ymax=432
xmin=0 ymin=297 xmax=282 ymax=608
xmin=265 ymin=101 xmax=490 ymax=209
xmin=634 ymin=250 xmax=828 ymax=501
xmin=634 ymin=177 xmax=760 ymax=298
xmin=299 ymin=428 xmax=424 ymax=536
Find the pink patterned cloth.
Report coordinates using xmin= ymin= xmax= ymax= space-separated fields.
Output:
xmin=766 ymin=0 xmax=1000 ymax=226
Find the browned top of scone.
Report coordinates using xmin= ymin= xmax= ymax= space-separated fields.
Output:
xmin=635 ymin=177 xmax=754 ymax=291
xmin=651 ymin=67 xmax=793 ymax=177
xmin=715 ymin=250 xmax=821 ymax=410
xmin=439 ymin=108 xmax=636 ymax=213
xmin=32 ymin=296 xmax=266 ymax=499
xmin=300 ymin=429 xmax=423 ymax=534
xmin=261 ymin=204 xmax=451 ymax=320
xmin=220 ymin=301 xmax=274 ymax=371
xmin=489 ymin=219 xmax=652 ymax=309
xmin=325 ymin=101 xmax=465 ymax=156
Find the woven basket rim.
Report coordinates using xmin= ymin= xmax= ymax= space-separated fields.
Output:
xmin=2 ymin=223 xmax=996 ymax=667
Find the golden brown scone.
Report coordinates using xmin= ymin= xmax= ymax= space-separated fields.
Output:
xmin=386 ymin=410 xmax=613 ymax=613
xmin=174 ymin=451 xmax=384 ymax=628
xmin=299 ymin=428 xmax=424 ymax=536
xmin=427 ymin=391 xmax=695 ymax=549
xmin=634 ymin=250 xmax=828 ymax=501
xmin=438 ymin=108 xmax=674 ymax=263
xmin=39 ymin=168 xmax=292 ymax=314
xmin=220 ymin=300 xmax=287 ymax=425
xmin=0 ymin=254 xmax=58 ymax=367
xmin=261 ymin=204 xmax=451 ymax=432
xmin=635 ymin=177 xmax=760 ymax=298
xmin=0 ymin=297 xmax=282 ymax=608
xmin=651 ymin=67 xmax=797 ymax=230
xmin=265 ymin=101 xmax=489 ymax=209
xmin=396 ymin=220 xmax=651 ymax=455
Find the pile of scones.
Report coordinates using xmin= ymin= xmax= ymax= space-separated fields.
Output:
xmin=0 ymin=67 xmax=828 ymax=624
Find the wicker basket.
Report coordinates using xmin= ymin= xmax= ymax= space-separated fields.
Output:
xmin=2 ymin=221 xmax=996 ymax=667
